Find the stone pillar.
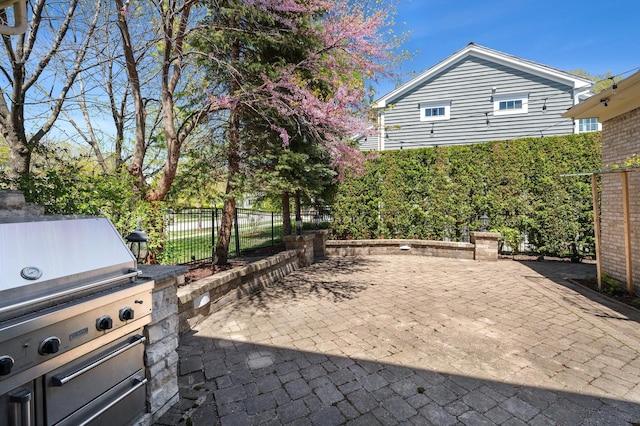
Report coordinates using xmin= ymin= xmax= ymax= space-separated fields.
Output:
xmin=305 ymin=229 xmax=328 ymax=259
xmin=138 ymin=265 xmax=187 ymax=425
xmin=283 ymin=234 xmax=315 ymax=266
xmin=470 ymin=232 xmax=501 ymax=261
xmin=0 ymin=190 xmax=44 ymax=217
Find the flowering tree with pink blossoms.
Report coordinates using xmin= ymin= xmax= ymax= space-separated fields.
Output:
xmin=191 ymin=0 xmax=399 ymax=264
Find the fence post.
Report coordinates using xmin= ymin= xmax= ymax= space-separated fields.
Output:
xmin=272 ymin=212 xmax=275 ymax=246
xmin=234 ymin=208 xmax=240 ymax=256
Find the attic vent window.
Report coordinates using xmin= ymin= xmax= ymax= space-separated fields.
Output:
xmin=493 ymin=92 xmax=528 ymax=116
xmin=499 ymin=100 xmax=522 ymax=110
xmin=419 ymin=101 xmax=451 ymax=122
xmin=425 ymin=107 xmax=446 ymax=117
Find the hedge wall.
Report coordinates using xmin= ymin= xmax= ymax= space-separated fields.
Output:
xmin=331 ymin=133 xmax=601 ymax=257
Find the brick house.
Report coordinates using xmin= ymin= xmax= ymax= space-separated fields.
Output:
xmin=563 ymin=71 xmax=640 ymax=293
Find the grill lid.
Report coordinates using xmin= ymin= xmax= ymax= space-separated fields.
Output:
xmin=0 ymin=216 xmax=137 ymax=316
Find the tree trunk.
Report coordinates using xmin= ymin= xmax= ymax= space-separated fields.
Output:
xmin=295 ymin=190 xmax=302 ymax=234
xmin=114 ymin=0 xmax=146 ymax=192
xmin=214 ymin=27 xmax=241 ymax=266
xmin=282 ymin=191 xmax=292 ymax=236
xmin=214 ymin=130 xmax=239 ymax=264
xmin=214 ymin=196 xmax=236 ymax=265
xmin=2 ymin=123 xmax=30 ymax=191
xmin=145 ymin=2 xmax=193 ymax=202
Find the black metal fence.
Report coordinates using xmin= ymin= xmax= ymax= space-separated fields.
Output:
xmin=161 ymin=207 xmax=331 ymax=265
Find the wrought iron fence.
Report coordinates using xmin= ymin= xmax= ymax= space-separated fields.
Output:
xmin=161 ymin=207 xmax=331 ymax=265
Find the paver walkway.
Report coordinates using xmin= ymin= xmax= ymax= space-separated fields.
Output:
xmin=156 ymin=256 xmax=640 ymax=425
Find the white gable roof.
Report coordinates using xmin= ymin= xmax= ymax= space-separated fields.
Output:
xmin=375 ymin=43 xmax=593 ymax=108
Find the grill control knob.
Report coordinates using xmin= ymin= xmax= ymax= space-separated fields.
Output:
xmin=39 ymin=337 xmax=61 ymax=355
xmin=0 ymin=356 xmax=14 ymax=376
xmin=96 ymin=316 xmax=113 ymax=331
xmin=119 ymin=307 xmax=135 ymax=322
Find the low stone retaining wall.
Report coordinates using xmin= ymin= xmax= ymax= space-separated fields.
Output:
xmin=326 ymin=239 xmax=475 ymax=259
xmin=176 ymin=250 xmax=300 ymax=333
xmin=326 ymin=232 xmax=500 ymax=261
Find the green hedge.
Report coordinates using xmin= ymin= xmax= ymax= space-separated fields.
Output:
xmin=331 ymin=133 xmax=601 ymax=257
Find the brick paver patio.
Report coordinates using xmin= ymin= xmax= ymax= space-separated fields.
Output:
xmin=156 ymin=256 xmax=640 ymax=425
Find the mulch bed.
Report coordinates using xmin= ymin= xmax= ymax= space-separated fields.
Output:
xmin=182 ymin=244 xmax=286 ymax=285
xmin=183 ymin=262 xmax=242 ymax=284
xmin=568 ymin=277 xmax=640 ymax=309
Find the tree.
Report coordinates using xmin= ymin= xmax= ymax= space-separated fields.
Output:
xmin=0 ymin=0 xmax=102 ymax=195
xmin=59 ymin=1 xmax=134 ymax=173
xmin=570 ymin=69 xmax=619 ymax=93
xmin=241 ymin=127 xmax=337 ymax=236
xmin=112 ymin=0 xmax=229 ymax=202
xmin=192 ymin=0 xmax=397 ymax=264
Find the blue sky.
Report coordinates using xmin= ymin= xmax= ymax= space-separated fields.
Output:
xmin=373 ymin=0 xmax=640 ymax=97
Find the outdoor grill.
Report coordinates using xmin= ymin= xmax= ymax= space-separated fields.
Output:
xmin=0 ymin=216 xmax=153 ymax=426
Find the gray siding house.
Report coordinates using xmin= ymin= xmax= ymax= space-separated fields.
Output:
xmin=361 ymin=43 xmax=596 ymax=151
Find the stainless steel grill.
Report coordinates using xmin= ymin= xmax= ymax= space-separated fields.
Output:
xmin=0 ymin=216 xmax=153 ymax=426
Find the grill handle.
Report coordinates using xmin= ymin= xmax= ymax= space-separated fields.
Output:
xmin=50 ymin=334 xmax=146 ymax=387
xmin=78 ymin=376 xmax=147 ymax=426
xmin=0 ymin=270 xmax=142 ymax=316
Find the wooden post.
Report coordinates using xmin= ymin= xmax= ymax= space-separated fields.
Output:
xmin=621 ymin=171 xmax=633 ymax=294
xmin=591 ymin=174 xmax=602 ymax=291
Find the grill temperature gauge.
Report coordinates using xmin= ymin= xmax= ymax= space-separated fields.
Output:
xmin=20 ymin=266 xmax=42 ymax=280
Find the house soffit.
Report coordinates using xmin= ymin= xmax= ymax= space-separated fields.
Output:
xmin=563 ymin=70 xmax=640 ymax=122
xmin=375 ymin=43 xmax=593 ymax=109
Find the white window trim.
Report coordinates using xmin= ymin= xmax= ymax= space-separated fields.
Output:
xmin=419 ymin=100 xmax=451 ymax=122
xmin=578 ymin=117 xmax=601 ymax=133
xmin=493 ymin=92 xmax=529 ymax=116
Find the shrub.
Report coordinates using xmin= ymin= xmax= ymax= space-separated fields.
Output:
xmin=331 ymin=133 xmax=601 ymax=257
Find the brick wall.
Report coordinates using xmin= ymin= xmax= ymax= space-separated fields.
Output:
xmin=600 ymin=106 xmax=640 ymax=292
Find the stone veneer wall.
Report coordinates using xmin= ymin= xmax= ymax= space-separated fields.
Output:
xmin=326 ymin=239 xmax=474 ymax=259
xmin=325 ymin=236 xmax=500 ymax=261
xmin=0 ymin=190 xmax=44 ymax=217
xmin=600 ymin=106 xmax=640 ymax=293
xmin=177 ymin=250 xmax=300 ymax=333
xmin=283 ymin=234 xmax=315 ymax=266
xmin=137 ymin=265 xmax=187 ymax=425
xmin=470 ymin=232 xmax=501 ymax=261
